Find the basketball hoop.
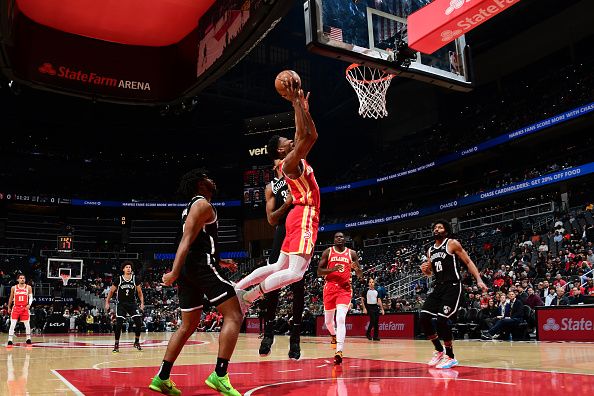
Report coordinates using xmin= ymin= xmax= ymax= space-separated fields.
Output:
xmin=60 ymin=274 xmax=71 ymax=286
xmin=345 ymin=64 xmax=395 ymax=119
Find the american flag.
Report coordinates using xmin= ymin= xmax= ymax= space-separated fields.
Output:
xmin=326 ymin=26 xmax=343 ymax=42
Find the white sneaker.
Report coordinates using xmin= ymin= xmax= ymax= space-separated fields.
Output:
xmin=436 ymin=356 xmax=459 ymax=369
xmin=235 ymin=288 xmax=250 ymax=316
xmin=427 ymin=351 xmax=445 ymax=366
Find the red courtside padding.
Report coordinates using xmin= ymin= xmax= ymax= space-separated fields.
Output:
xmin=408 ymin=0 xmax=523 ymax=55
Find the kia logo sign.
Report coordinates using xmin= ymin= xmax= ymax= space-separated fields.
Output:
xmin=542 ymin=318 xmax=560 ymax=331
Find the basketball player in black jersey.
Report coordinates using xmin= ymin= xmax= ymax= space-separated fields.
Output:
xmin=258 ymin=158 xmax=306 ymax=360
xmin=149 ymin=169 xmax=243 ymax=396
xmin=105 ymin=261 xmax=144 ymax=352
xmin=420 ymin=219 xmax=487 ymax=369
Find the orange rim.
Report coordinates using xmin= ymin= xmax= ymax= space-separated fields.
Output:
xmin=345 ymin=63 xmax=395 ymax=84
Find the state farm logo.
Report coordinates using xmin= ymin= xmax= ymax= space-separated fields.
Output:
xmin=445 ymin=0 xmax=471 ymax=15
xmin=441 ymin=29 xmax=463 ymax=42
xmin=543 ymin=317 xmax=594 ymax=331
xmin=543 ymin=318 xmax=560 ymax=331
xmin=441 ymin=0 xmax=520 ymax=43
xmin=37 ymin=62 xmax=151 ymax=91
xmin=38 ymin=62 xmax=56 ymax=75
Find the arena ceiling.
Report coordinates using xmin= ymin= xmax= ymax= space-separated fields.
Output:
xmin=16 ymin=0 xmax=216 ymax=46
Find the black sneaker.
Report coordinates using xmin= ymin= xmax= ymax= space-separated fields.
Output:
xmin=112 ymin=344 xmax=119 ymax=353
xmin=288 ymin=342 xmax=301 ymax=360
xmin=26 ymin=339 xmax=32 ymax=345
xmin=259 ymin=335 xmax=274 ymax=357
xmin=134 ymin=342 xmax=142 ymax=351
xmin=7 ymin=340 xmax=13 ymax=346
xmin=331 ymin=335 xmax=337 ymax=347
xmin=373 ymin=337 xmax=381 ymax=341
xmin=334 ymin=350 xmax=343 ymax=365
xmin=366 ymin=335 xmax=372 ymax=340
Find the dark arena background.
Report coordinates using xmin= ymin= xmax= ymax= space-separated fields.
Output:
xmin=1 ymin=0 xmax=593 ymax=395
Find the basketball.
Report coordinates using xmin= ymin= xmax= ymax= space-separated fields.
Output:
xmin=275 ymin=70 xmax=301 ymax=100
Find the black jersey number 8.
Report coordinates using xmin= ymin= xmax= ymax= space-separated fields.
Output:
xmin=434 ymin=261 xmax=443 ymax=272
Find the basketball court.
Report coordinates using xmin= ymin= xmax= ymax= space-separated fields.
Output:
xmin=3 ymin=333 xmax=593 ymax=395
xmin=2 ymin=1 xmax=593 ymax=395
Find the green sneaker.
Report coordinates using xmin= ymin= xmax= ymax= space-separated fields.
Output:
xmin=204 ymin=371 xmax=241 ymax=396
xmin=149 ymin=375 xmax=181 ymax=395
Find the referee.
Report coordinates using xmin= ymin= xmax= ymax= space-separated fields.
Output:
xmin=360 ymin=278 xmax=384 ymax=341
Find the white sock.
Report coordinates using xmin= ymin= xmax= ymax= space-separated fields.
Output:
xmin=335 ymin=305 xmax=349 ymax=352
xmin=235 ymin=253 xmax=289 ymax=290
xmin=324 ymin=310 xmax=336 ymax=336
xmin=8 ymin=319 xmax=17 ymax=341
xmin=24 ymin=320 xmax=31 ymax=340
xmin=261 ymin=255 xmax=310 ymax=292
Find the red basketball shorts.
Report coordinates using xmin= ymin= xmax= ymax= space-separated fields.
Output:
xmin=323 ymin=282 xmax=352 ymax=311
xmin=281 ymin=205 xmax=319 ymax=255
xmin=11 ymin=306 xmax=30 ymax=321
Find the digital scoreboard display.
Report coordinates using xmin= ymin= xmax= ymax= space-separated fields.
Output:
xmin=57 ymin=236 xmax=73 ymax=252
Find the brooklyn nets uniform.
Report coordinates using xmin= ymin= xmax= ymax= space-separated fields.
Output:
xmin=177 ymin=195 xmax=236 ymax=311
xmin=421 ymin=238 xmax=463 ymax=318
xmin=268 ymin=175 xmax=289 ymax=263
xmin=113 ymin=275 xmax=142 ymax=318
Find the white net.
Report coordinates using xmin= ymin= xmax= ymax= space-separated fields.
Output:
xmin=346 ymin=64 xmax=395 ymax=119
xmin=60 ymin=274 xmax=70 ymax=286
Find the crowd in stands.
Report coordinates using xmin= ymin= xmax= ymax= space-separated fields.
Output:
xmin=2 ymin=201 xmax=593 ymax=340
xmin=321 ymin=138 xmax=590 ymax=224
xmin=329 ymin=57 xmax=593 ymax=186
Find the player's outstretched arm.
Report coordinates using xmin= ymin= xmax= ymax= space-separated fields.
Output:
xmin=449 ymin=239 xmax=488 ymax=291
xmin=283 ymin=81 xmax=317 ymax=176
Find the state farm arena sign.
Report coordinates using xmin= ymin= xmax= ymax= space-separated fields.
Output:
xmin=38 ymin=63 xmax=151 ymax=91
xmin=316 ymin=313 xmax=415 ymax=339
xmin=536 ymin=305 xmax=594 ymax=342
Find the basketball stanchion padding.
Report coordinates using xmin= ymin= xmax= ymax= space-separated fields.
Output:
xmin=346 ymin=64 xmax=395 ymax=119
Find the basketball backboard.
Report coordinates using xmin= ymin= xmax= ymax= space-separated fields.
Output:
xmin=304 ymin=0 xmax=472 ymax=91
xmin=47 ymin=258 xmax=83 ymax=284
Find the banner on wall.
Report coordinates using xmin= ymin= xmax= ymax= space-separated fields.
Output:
xmin=320 ymin=161 xmax=594 ymax=232
xmin=315 ymin=313 xmax=415 ymax=339
xmin=536 ymin=305 xmax=594 ymax=342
